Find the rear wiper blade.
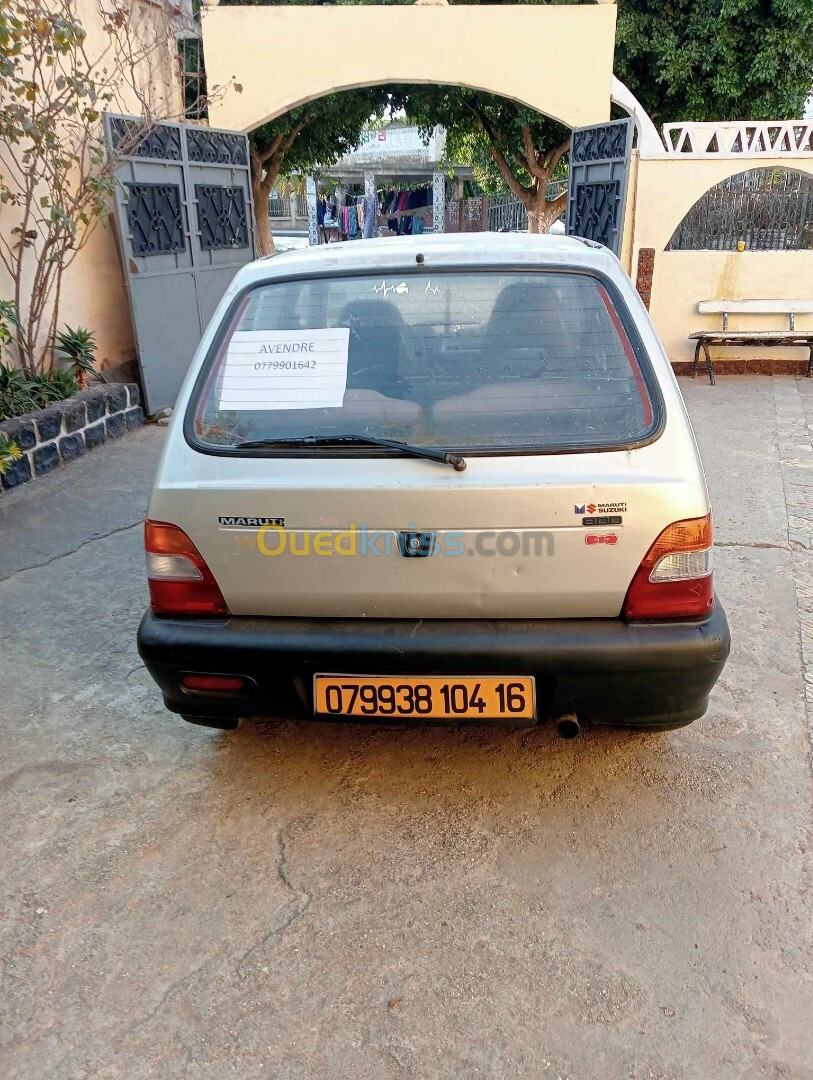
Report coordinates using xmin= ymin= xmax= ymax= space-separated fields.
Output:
xmin=235 ymin=434 xmax=467 ymax=472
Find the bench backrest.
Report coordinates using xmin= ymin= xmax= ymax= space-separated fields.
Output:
xmin=698 ymin=299 xmax=813 ymax=330
xmin=699 ymin=300 xmax=813 ymax=315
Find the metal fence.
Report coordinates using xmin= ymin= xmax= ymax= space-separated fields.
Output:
xmin=485 ymin=182 xmax=567 ymax=232
xmin=667 ymin=168 xmax=813 ymax=251
xmin=487 ymin=194 xmax=528 ymax=232
xmin=269 ymin=192 xmax=289 ymax=219
xmin=445 ymin=181 xmax=568 ymax=234
xmin=268 ymin=191 xmax=309 ymax=220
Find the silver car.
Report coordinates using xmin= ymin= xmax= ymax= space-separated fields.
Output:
xmin=137 ymin=234 xmax=730 ymax=735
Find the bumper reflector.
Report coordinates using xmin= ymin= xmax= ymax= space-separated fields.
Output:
xmin=181 ymin=673 xmax=247 ymax=694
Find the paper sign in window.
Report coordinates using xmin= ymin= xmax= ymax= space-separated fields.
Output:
xmin=217 ymin=328 xmax=350 ymax=410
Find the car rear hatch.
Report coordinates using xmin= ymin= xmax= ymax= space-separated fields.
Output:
xmin=150 ymin=262 xmax=709 ymax=619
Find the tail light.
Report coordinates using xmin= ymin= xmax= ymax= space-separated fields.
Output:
xmin=624 ymin=514 xmax=714 ymax=620
xmin=180 ymin=673 xmax=248 ymax=694
xmin=145 ymin=520 xmax=229 ymax=617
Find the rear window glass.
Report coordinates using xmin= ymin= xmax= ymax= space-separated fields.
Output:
xmin=190 ymin=270 xmax=656 ymax=452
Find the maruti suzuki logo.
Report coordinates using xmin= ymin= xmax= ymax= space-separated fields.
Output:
xmin=574 ymin=505 xmax=585 ymax=515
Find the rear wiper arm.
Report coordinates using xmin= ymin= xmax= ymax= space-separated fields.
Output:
xmin=235 ymin=434 xmax=467 ymax=472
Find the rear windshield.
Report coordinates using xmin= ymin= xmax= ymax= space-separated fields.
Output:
xmin=190 ymin=270 xmax=656 ymax=452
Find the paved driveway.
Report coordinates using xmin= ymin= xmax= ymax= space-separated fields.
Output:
xmin=1 ymin=377 xmax=811 ymax=1080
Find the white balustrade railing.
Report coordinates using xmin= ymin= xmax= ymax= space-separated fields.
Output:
xmin=658 ymin=121 xmax=813 ymax=158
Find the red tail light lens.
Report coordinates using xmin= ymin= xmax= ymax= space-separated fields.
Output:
xmin=145 ymin=520 xmax=229 ymax=617
xmin=180 ymin=674 xmax=247 ymax=694
xmin=624 ymin=514 xmax=714 ymax=620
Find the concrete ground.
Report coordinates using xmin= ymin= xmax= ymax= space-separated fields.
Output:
xmin=1 ymin=377 xmax=812 ymax=1080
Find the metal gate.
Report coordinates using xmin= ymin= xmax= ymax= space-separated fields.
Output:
xmin=566 ymin=118 xmax=633 ymax=255
xmin=104 ymin=115 xmax=256 ymax=414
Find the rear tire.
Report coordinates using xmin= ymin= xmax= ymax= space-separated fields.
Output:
xmin=180 ymin=714 xmax=240 ymax=731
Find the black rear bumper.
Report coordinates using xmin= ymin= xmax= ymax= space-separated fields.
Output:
xmin=137 ymin=602 xmax=730 ymax=728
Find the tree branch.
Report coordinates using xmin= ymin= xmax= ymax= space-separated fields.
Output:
xmin=280 ymin=116 xmax=311 ymax=155
xmin=254 ymin=132 xmax=286 ymax=164
xmin=544 ymin=190 xmax=569 ymax=219
xmin=543 ymin=138 xmax=571 ymax=178
xmin=465 ymin=101 xmax=532 ymax=201
xmin=466 ymin=101 xmax=498 ymax=147
xmin=520 ymin=125 xmax=548 ymax=182
xmin=513 ymin=149 xmax=531 ymax=173
xmin=489 ymin=146 xmax=531 ymax=201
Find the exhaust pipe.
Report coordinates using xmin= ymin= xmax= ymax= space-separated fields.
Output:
xmin=556 ymin=714 xmax=582 ymax=740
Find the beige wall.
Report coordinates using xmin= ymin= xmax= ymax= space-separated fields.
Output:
xmin=0 ymin=0 xmax=182 ymax=371
xmin=11 ymin=1 xmax=811 ymax=378
xmin=202 ymin=4 xmax=617 ymax=133
xmin=626 ymin=156 xmax=813 ymax=365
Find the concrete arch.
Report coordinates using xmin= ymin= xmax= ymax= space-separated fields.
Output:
xmin=628 ymin=155 xmax=813 ymax=366
xmin=665 ymin=164 xmax=813 ymax=249
xmin=201 ymin=4 xmax=618 ymax=134
xmin=633 ymin=156 xmax=813 ymax=252
xmin=610 ymin=75 xmax=663 ymax=156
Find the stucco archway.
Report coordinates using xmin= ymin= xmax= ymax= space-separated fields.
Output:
xmin=634 ymin=157 xmax=813 ymax=252
xmin=200 ymin=3 xmax=618 ymax=134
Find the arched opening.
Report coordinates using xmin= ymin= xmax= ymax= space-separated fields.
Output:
xmin=666 ymin=167 xmax=813 ymax=251
xmin=247 ymin=83 xmax=575 ymax=254
xmin=243 ymin=77 xmax=577 ymax=139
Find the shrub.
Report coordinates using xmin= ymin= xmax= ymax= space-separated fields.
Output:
xmin=0 ymin=362 xmax=79 ymax=422
xmin=0 ymin=301 xmax=22 ymax=348
xmin=44 ymin=369 xmax=80 ymax=400
xmin=55 ymin=326 xmax=98 ymax=390
xmin=0 ymin=433 xmax=23 ymax=476
xmin=0 ymin=302 xmax=82 ymax=420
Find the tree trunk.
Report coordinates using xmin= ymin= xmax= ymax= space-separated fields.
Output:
xmin=525 ymin=191 xmax=568 ymax=235
xmin=526 ymin=205 xmax=548 ymax=234
xmin=525 ymin=199 xmax=555 ymax=234
xmin=253 ymin=174 xmax=276 ymax=257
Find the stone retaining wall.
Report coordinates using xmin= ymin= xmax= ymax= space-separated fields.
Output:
xmin=0 ymin=384 xmax=143 ymax=493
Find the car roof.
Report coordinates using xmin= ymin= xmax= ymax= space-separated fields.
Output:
xmin=236 ymin=232 xmax=620 ymax=286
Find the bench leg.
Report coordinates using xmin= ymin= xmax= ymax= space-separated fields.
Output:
xmin=807 ymin=345 xmax=813 ymax=378
xmin=702 ymin=342 xmax=716 ymax=386
xmin=692 ymin=340 xmax=702 ymax=379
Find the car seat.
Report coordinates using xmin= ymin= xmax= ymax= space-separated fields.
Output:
xmin=336 ymin=300 xmax=413 ymax=398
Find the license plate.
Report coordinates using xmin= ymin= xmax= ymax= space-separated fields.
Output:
xmin=313 ymin=675 xmax=535 ymax=720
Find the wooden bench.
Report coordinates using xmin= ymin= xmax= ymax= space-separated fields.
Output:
xmin=689 ymin=300 xmax=813 ymax=384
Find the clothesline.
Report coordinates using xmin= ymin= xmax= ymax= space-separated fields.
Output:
xmin=315 ymin=182 xmax=438 ymax=241
xmin=379 ymin=207 xmax=433 ymax=220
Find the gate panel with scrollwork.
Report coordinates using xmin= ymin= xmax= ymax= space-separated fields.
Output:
xmin=566 ymin=118 xmax=632 ymax=255
xmin=104 ymin=115 xmax=256 ymax=414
